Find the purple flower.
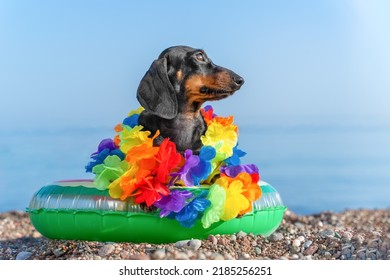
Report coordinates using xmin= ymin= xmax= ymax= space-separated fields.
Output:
xmin=170 ymin=150 xmax=200 ymax=186
xmin=170 ymin=146 xmax=216 ymax=186
xmin=91 ymin=139 xmax=117 ymax=157
xmin=86 ymin=139 xmax=124 ymax=173
xmin=153 ymin=190 xmax=193 ymax=217
xmin=220 ymin=164 xmax=259 ymax=178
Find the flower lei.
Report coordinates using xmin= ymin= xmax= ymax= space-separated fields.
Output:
xmin=85 ymin=105 xmax=262 ymax=228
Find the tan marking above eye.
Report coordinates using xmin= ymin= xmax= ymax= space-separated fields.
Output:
xmin=176 ymin=70 xmax=183 ymax=81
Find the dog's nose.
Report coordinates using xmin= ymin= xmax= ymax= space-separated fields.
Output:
xmin=232 ymin=75 xmax=245 ymax=87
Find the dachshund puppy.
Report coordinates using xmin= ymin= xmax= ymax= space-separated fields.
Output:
xmin=137 ymin=46 xmax=244 ymax=153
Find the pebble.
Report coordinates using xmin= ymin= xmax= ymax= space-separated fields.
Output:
xmin=353 ymin=234 xmax=365 ymax=244
xmin=319 ymin=229 xmax=335 ymax=238
xmin=293 ymin=239 xmax=301 ymax=247
xmin=237 ymin=231 xmax=247 ymax=239
xmin=16 ymin=251 xmax=32 ymax=260
xmin=303 ymin=240 xmax=313 ymax=248
xmin=129 ymin=254 xmax=150 ymax=260
xmin=98 ymin=244 xmax=115 ymax=257
xmin=208 ymin=235 xmax=218 ymax=245
xmin=304 ymin=244 xmax=318 ymax=256
xmin=210 ymin=253 xmax=225 ymax=260
xmin=53 ymin=248 xmax=66 ymax=257
xmin=269 ymin=232 xmax=284 ymax=242
xmin=151 ymin=249 xmax=166 ymax=260
xmin=1 ymin=209 xmax=389 ymax=260
xmin=189 ymin=239 xmax=202 ymax=251
xmin=175 ymin=240 xmax=190 ymax=248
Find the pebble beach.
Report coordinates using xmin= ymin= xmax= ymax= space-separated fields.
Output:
xmin=1 ymin=208 xmax=389 ymax=260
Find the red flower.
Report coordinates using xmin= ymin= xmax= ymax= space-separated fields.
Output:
xmin=155 ymin=138 xmax=183 ymax=183
xmin=134 ymin=176 xmax=170 ymax=206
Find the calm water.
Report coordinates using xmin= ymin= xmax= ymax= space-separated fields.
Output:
xmin=1 ymin=122 xmax=389 ymax=214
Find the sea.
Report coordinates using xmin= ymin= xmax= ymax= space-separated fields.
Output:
xmin=1 ymin=120 xmax=389 ymax=214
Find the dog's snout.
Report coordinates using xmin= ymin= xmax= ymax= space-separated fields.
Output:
xmin=232 ymin=75 xmax=244 ymax=87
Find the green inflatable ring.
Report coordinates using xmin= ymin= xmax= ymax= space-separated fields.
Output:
xmin=27 ymin=180 xmax=286 ymax=243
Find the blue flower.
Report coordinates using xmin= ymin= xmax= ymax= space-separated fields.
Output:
xmin=170 ymin=191 xmax=211 ymax=228
xmin=122 ymin=114 xmax=139 ymax=128
xmin=224 ymin=144 xmax=246 ymax=166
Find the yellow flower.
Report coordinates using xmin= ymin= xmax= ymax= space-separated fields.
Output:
xmin=127 ymin=107 xmax=144 ymax=117
xmin=200 ymin=122 xmax=238 ymax=161
xmin=217 ymin=177 xmax=250 ymax=221
xmin=118 ymin=125 xmax=151 ymax=153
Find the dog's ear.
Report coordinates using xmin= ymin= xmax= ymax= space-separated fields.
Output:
xmin=137 ymin=56 xmax=178 ymax=119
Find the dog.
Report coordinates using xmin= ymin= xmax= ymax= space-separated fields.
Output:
xmin=137 ymin=45 xmax=244 ymax=153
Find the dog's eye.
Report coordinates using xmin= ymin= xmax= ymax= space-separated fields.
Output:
xmin=195 ymin=53 xmax=205 ymax=62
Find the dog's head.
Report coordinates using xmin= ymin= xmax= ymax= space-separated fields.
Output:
xmin=137 ymin=46 xmax=244 ymax=119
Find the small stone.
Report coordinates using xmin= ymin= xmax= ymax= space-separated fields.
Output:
xmin=353 ymin=234 xmax=365 ymax=244
xmin=230 ymin=235 xmax=237 ymax=241
xmin=297 ymin=236 xmax=305 ymax=242
xmin=319 ymin=229 xmax=335 ymax=238
xmin=303 ymin=240 xmax=313 ymax=248
xmin=175 ymin=240 xmax=190 ymax=248
xmin=98 ymin=244 xmax=115 ymax=257
xmin=294 ymin=222 xmax=305 ymax=230
xmin=255 ymin=247 xmax=262 ymax=255
xmin=341 ymin=231 xmax=353 ymax=242
xmin=237 ymin=231 xmax=247 ymax=239
xmin=304 ymin=244 xmax=318 ymax=256
xmin=16 ymin=251 xmax=32 ymax=260
xmin=290 ymin=245 xmax=300 ymax=254
xmin=291 ymin=254 xmax=299 ymax=260
xmin=238 ymin=253 xmax=251 ymax=260
xmin=174 ymin=252 xmax=190 ymax=260
xmin=293 ymin=239 xmax=301 ymax=247
xmin=217 ymin=237 xmax=229 ymax=246
xmin=210 ymin=253 xmax=225 ymax=260
xmin=269 ymin=232 xmax=283 ymax=242
xmin=151 ymin=249 xmax=166 ymax=260
xmin=223 ymin=253 xmax=235 ymax=260
xmin=129 ymin=254 xmax=150 ymax=260
xmin=208 ymin=235 xmax=218 ymax=245
xmin=188 ymin=239 xmax=202 ymax=251
xmin=53 ymin=248 xmax=66 ymax=257
xmin=197 ymin=252 xmax=207 ymax=260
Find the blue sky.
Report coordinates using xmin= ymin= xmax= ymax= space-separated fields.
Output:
xmin=1 ymin=0 xmax=390 ymax=129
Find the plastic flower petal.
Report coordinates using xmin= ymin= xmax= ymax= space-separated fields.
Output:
xmin=122 ymin=114 xmax=139 ymax=128
xmin=174 ymin=191 xmax=210 ymax=228
xmin=134 ymin=176 xmax=170 ymax=206
xmin=224 ymin=145 xmax=246 ymax=166
xmin=153 ymin=190 xmax=194 ymax=217
xmin=219 ymin=179 xmax=250 ymax=221
xmin=201 ymin=121 xmax=238 ymax=161
xmin=155 ymin=138 xmax=183 ymax=183
xmin=85 ymin=148 xmax=125 ymax=173
xmin=118 ymin=125 xmax=151 ymax=153
xmin=188 ymin=146 xmax=216 ymax=185
xmin=92 ymin=155 xmax=129 ymax=190
xmin=201 ymin=184 xmax=226 ymax=228
xmin=170 ymin=149 xmax=200 ymax=186
xmin=220 ymin=164 xmax=259 ymax=178
xmin=127 ymin=107 xmax=144 ymax=117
